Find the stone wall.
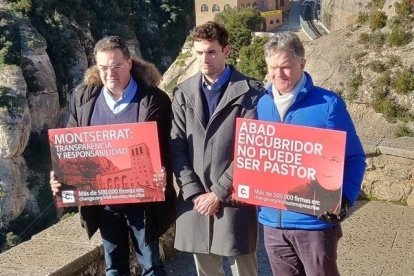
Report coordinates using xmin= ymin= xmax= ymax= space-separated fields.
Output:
xmin=0 ymin=214 xmax=104 ymax=275
xmin=0 ymin=213 xmax=174 ymax=275
xmin=363 ymin=137 xmax=414 ymax=206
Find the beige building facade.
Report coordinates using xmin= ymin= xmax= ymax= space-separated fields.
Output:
xmin=195 ymin=0 xmax=291 ymax=31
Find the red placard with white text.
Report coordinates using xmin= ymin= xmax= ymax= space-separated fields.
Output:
xmin=232 ymin=118 xmax=346 ymax=216
xmin=48 ymin=122 xmax=165 ymax=207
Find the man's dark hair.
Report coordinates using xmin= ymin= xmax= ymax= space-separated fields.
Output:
xmin=191 ymin=21 xmax=229 ymax=47
xmin=93 ymin=35 xmax=131 ymax=61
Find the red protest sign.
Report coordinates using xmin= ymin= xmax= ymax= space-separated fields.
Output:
xmin=232 ymin=118 xmax=346 ymax=216
xmin=48 ymin=122 xmax=165 ymax=207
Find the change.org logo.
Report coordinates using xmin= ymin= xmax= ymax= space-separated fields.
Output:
xmin=237 ymin=185 xmax=250 ymax=199
xmin=62 ymin=190 xmax=75 ymax=203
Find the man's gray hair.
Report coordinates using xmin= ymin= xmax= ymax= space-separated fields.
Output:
xmin=264 ymin=32 xmax=305 ymax=61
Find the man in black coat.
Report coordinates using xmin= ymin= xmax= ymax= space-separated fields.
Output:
xmin=50 ymin=36 xmax=176 ymax=276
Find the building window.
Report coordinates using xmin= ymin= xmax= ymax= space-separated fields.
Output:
xmin=247 ymin=3 xmax=251 ymax=7
xmin=280 ymin=0 xmax=285 ymax=6
xmin=253 ymin=2 xmax=257 ymax=7
xmin=276 ymin=19 xmax=280 ymax=23
xmin=241 ymin=4 xmax=245 ymax=8
xmin=201 ymin=4 xmax=208 ymax=12
xmin=212 ymin=4 xmax=220 ymax=12
xmin=224 ymin=4 xmax=231 ymax=10
xmin=270 ymin=20 xmax=274 ymax=24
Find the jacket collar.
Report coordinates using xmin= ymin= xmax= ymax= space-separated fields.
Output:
xmin=83 ymin=56 xmax=161 ymax=89
xmin=177 ymin=66 xmax=254 ymax=125
xmin=77 ymin=57 xmax=161 ymax=107
xmin=179 ymin=65 xmax=253 ymax=105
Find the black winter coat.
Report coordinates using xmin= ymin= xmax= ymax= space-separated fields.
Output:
xmin=67 ymin=57 xmax=176 ymax=243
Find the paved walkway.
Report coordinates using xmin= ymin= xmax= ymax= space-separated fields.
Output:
xmin=278 ymin=0 xmax=302 ymax=32
xmin=164 ymin=201 xmax=414 ymax=275
xmin=272 ymin=0 xmax=311 ymax=41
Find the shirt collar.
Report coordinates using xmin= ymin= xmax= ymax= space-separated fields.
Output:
xmin=272 ymin=73 xmax=306 ymax=98
xmin=202 ymin=65 xmax=231 ymax=92
xmin=103 ymin=77 xmax=138 ymax=112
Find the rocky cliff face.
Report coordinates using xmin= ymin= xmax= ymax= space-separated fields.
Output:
xmin=20 ymin=23 xmax=61 ymax=131
xmin=0 ymin=65 xmax=31 ymax=227
xmin=0 ymin=6 xmax=63 ymax=229
xmin=0 ymin=0 xmax=193 ymax=234
xmin=321 ymin=0 xmax=403 ymax=31
xmin=290 ymin=0 xmax=414 ymax=205
xmin=304 ymin=26 xmax=414 ymax=205
xmin=321 ymin=0 xmax=372 ymax=31
xmin=159 ymin=41 xmax=199 ymax=94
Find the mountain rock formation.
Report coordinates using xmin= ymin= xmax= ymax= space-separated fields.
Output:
xmin=0 ymin=0 xmax=193 ymax=239
xmin=0 ymin=65 xmax=31 ymax=227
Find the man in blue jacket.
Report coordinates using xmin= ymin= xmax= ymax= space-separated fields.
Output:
xmin=257 ymin=31 xmax=366 ymax=276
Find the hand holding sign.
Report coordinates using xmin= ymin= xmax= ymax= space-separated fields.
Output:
xmin=318 ymin=198 xmax=351 ymax=223
xmin=50 ymin=170 xmax=62 ymax=196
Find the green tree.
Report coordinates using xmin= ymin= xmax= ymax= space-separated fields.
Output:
xmin=237 ymin=36 xmax=268 ymax=81
xmin=215 ymin=7 xmax=263 ymax=65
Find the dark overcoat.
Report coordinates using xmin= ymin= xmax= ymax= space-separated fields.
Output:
xmin=67 ymin=57 xmax=176 ymax=243
xmin=170 ymin=67 xmax=263 ymax=256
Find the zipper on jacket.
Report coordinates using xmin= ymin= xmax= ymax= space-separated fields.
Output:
xmin=274 ymin=90 xmax=303 ymax=227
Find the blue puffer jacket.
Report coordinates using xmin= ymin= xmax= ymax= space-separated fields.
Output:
xmin=257 ymin=72 xmax=366 ymax=230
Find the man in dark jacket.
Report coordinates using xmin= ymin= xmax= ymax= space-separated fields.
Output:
xmin=170 ymin=21 xmax=263 ymax=276
xmin=50 ymin=36 xmax=176 ymax=276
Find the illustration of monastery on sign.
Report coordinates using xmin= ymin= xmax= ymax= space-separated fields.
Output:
xmin=61 ymin=143 xmax=163 ymax=202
